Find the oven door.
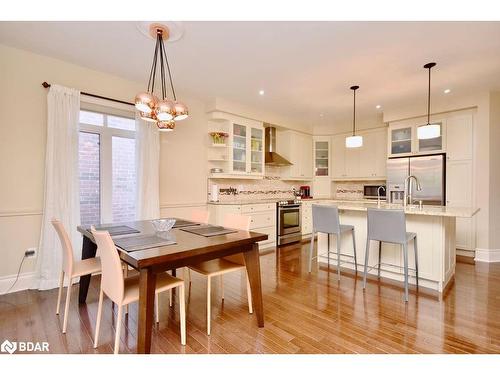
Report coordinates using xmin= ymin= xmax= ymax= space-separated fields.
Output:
xmin=279 ymin=205 xmax=301 ymax=235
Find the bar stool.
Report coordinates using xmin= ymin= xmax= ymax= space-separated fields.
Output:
xmin=308 ymin=204 xmax=357 ymax=279
xmin=362 ymin=208 xmax=419 ymax=302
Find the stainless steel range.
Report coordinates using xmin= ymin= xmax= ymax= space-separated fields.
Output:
xmin=277 ymin=199 xmax=302 ymax=246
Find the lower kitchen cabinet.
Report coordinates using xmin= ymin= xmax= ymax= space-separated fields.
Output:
xmin=301 ymin=200 xmax=313 ymax=238
xmin=208 ymin=203 xmax=276 ymax=249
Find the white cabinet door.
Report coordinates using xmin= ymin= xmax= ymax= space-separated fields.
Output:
xmin=374 ymin=129 xmax=387 ymax=178
xmin=344 ymin=147 xmax=360 ymax=178
xmin=446 ymin=114 xmax=473 ymax=161
xmin=359 ymin=132 xmax=375 ymax=178
xmin=331 ymin=135 xmax=346 ymax=178
xmin=446 ymin=160 xmax=474 ymax=250
xmin=301 ymin=134 xmax=313 ymax=179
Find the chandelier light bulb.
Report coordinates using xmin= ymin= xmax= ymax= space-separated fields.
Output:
xmin=174 ymin=101 xmax=189 ymax=121
xmin=156 ymin=99 xmax=176 ymax=121
xmin=135 ymin=92 xmax=157 ymax=113
xmin=157 ymin=121 xmax=176 ymax=132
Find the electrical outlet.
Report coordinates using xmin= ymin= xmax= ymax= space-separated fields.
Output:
xmin=25 ymin=247 xmax=37 ymax=258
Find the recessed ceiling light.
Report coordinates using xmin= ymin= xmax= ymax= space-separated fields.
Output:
xmin=444 ymin=89 xmax=451 ymax=94
xmin=319 ymin=113 xmax=324 ymax=117
xmin=259 ymin=90 xmax=265 ymax=96
xmin=376 ymin=105 xmax=382 ymax=109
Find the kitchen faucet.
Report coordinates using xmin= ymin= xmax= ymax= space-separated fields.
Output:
xmin=377 ymin=185 xmax=386 ymax=208
xmin=403 ymin=175 xmax=422 ymax=207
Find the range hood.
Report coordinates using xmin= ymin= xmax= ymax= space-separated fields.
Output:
xmin=265 ymin=127 xmax=292 ymax=166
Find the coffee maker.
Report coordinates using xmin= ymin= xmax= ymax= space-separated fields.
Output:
xmin=299 ymin=185 xmax=311 ymax=199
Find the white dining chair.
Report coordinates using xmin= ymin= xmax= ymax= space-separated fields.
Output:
xmin=91 ymin=228 xmax=186 ymax=353
xmin=52 ymin=219 xmax=102 ymax=334
xmin=185 ymin=213 xmax=253 ymax=335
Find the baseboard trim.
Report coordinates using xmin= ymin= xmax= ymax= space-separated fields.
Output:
xmin=474 ymin=248 xmax=500 ymax=263
xmin=456 ymin=254 xmax=475 ymax=265
xmin=0 ymin=272 xmax=36 ymax=295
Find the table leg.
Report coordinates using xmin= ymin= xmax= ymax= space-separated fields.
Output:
xmin=137 ymin=268 xmax=156 ymax=354
xmin=243 ymin=243 xmax=264 ymax=327
xmin=78 ymin=236 xmax=97 ymax=304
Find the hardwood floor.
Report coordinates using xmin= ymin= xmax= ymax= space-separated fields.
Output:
xmin=1 ymin=241 xmax=500 ymax=354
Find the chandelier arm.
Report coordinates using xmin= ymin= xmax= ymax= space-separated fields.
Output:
xmin=161 ymin=38 xmax=177 ymax=102
xmin=158 ymin=33 xmax=166 ymax=100
xmin=150 ymin=34 xmax=161 ymax=94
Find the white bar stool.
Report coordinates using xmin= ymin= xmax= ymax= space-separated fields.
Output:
xmin=308 ymin=204 xmax=357 ymax=279
xmin=362 ymin=207 xmax=419 ymax=302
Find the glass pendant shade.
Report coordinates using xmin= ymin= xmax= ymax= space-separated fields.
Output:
xmin=173 ymin=101 xmax=189 ymax=120
xmin=135 ymin=92 xmax=157 ymax=113
xmin=345 ymin=135 xmax=363 ymax=148
xmin=140 ymin=111 xmax=157 ymax=123
xmin=157 ymin=121 xmax=175 ymax=132
xmin=418 ymin=123 xmax=440 ymax=139
xmin=156 ymin=99 xmax=175 ymax=121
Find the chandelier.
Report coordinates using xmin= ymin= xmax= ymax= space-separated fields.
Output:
xmin=345 ymin=85 xmax=363 ymax=148
xmin=134 ymin=24 xmax=188 ymax=131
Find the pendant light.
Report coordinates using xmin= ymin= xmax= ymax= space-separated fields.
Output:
xmin=418 ymin=62 xmax=440 ymax=140
xmin=134 ymin=24 xmax=188 ymax=131
xmin=345 ymin=85 xmax=363 ymax=148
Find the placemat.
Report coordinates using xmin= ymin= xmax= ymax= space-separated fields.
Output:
xmin=90 ymin=225 xmax=140 ymax=236
xmin=114 ymin=235 xmax=176 ymax=252
xmin=171 ymin=219 xmax=201 ymax=228
xmin=180 ymin=225 xmax=238 ymax=237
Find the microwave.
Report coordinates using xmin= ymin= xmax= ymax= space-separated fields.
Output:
xmin=364 ymin=184 xmax=386 ymax=200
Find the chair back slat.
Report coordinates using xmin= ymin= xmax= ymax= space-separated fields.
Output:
xmin=91 ymin=229 xmax=124 ymax=303
xmin=367 ymin=208 xmax=406 ymax=244
xmin=51 ymin=219 xmax=74 ymax=274
xmin=312 ymin=204 xmax=341 ymax=234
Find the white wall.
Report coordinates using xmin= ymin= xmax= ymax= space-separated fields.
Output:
xmin=0 ymin=44 xmax=209 ymax=282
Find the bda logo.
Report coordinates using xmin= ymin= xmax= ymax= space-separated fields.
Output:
xmin=1 ymin=339 xmax=17 ymax=354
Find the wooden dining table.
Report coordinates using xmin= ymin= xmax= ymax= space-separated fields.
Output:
xmin=77 ymin=219 xmax=268 ymax=353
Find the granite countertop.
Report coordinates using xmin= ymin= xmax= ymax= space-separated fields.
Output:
xmin=207 ymin=198 xmax=479 ymax=218
xmin=315 ymin=200 xmax=480 ymax=218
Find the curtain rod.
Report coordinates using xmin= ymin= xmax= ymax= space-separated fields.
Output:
xmin=42 ymin=82 xmax=135 ymax=107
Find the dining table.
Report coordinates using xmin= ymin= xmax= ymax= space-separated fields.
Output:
xmin=77 ymin=219 xmax=268 ymax=353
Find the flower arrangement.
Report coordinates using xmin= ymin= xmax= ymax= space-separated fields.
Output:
xmin=210 ymin=132 xmax=229 ymax=145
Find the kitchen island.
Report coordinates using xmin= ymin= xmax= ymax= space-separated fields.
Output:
xmin=312 ymin=200 xmax=479 ymax=294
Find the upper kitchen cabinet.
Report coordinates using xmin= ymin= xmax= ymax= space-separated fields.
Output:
xmin=277 ymin=130 xmax=313 ymax=180
xmin=313 ymin=136 xmax=332 ymax=197
xmin=445 ymin=113 xmax=473 ymax=161
xmin=207 ymin=111 xmax=265 ymax=179
xmin=332 ymin=128 xmax=387 ymax=180
xmin=388 ymin=122 xmax=445 ymax=157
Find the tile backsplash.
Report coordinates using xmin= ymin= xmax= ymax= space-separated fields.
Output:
xmin=334 ymin=180 xmax=386 ymax=200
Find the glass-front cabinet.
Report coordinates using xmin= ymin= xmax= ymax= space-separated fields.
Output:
xmin=314 ymin=140 xmax=330 ymax=176
xmin=388 ymin=122 xmax=445 ymax=157
xmin=230 ymin=123 xmax=264 ymax=176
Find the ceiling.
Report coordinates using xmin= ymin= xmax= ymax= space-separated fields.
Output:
xmin=1 ymin=21 xmax=500 ymax=130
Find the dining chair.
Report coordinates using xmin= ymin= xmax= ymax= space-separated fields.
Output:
xmin=52 ymin=219 xmax=102 ymax=334
xmin=185 ymin=213 xmax=253 ymax=335
xmin=91 ymin=228 xmax=186 ymax=353
xmin=191 ymin=209 xmax=210 ymax=224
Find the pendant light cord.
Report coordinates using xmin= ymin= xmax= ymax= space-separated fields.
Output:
xmin=427 ymin=65 xmax=431 ymax=125
xmin=161 ymin=38 xmax=177 ymax=102
xmin=352 ymin=88 xmax=356 ymax=136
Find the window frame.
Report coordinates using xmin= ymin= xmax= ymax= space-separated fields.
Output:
xmin=79 ymin=109 xmax=136 ymax=224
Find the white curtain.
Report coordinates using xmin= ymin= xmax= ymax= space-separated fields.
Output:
xmin=135 ymin=115 xmax=160 ymax=220
xmin=35 ymin=85 xmax=81 ymax=290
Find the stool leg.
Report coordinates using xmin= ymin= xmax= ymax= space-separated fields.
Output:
xmin=403 ymin=243 xmax=409 ymax=302
xmin=378 ymin=241 xmax=382 ymax=279
xmin=308 ymin=231 xmax=315 ymax=273
xmin=327 ymin=234 xmax=330 ymax=267
xmin=414 ymin=236 xmax=419 ymax=288
xmin=336 ymin=234 xmax=341 ymax=281
xmin=352 ymin=230 xmax=357 ymax=274
xmin=363 ymin=239 xmax=370 ymax=289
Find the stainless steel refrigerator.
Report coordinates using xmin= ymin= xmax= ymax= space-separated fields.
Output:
xmin=386 ymin=154 xmax=445 ymax=206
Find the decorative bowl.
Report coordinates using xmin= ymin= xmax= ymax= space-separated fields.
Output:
xmin=151 ymin=218 xmax=176 ymax=232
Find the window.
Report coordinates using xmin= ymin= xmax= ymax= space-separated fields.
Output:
xmin=78 ymin=109 xmax=136 ymax=226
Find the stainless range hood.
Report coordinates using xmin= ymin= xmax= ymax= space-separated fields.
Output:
xmin=265 ymin=127 xmax=292 ymax=166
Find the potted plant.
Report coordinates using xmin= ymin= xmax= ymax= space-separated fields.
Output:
xmin=210 ymin=132 xmax=229 ymax=145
